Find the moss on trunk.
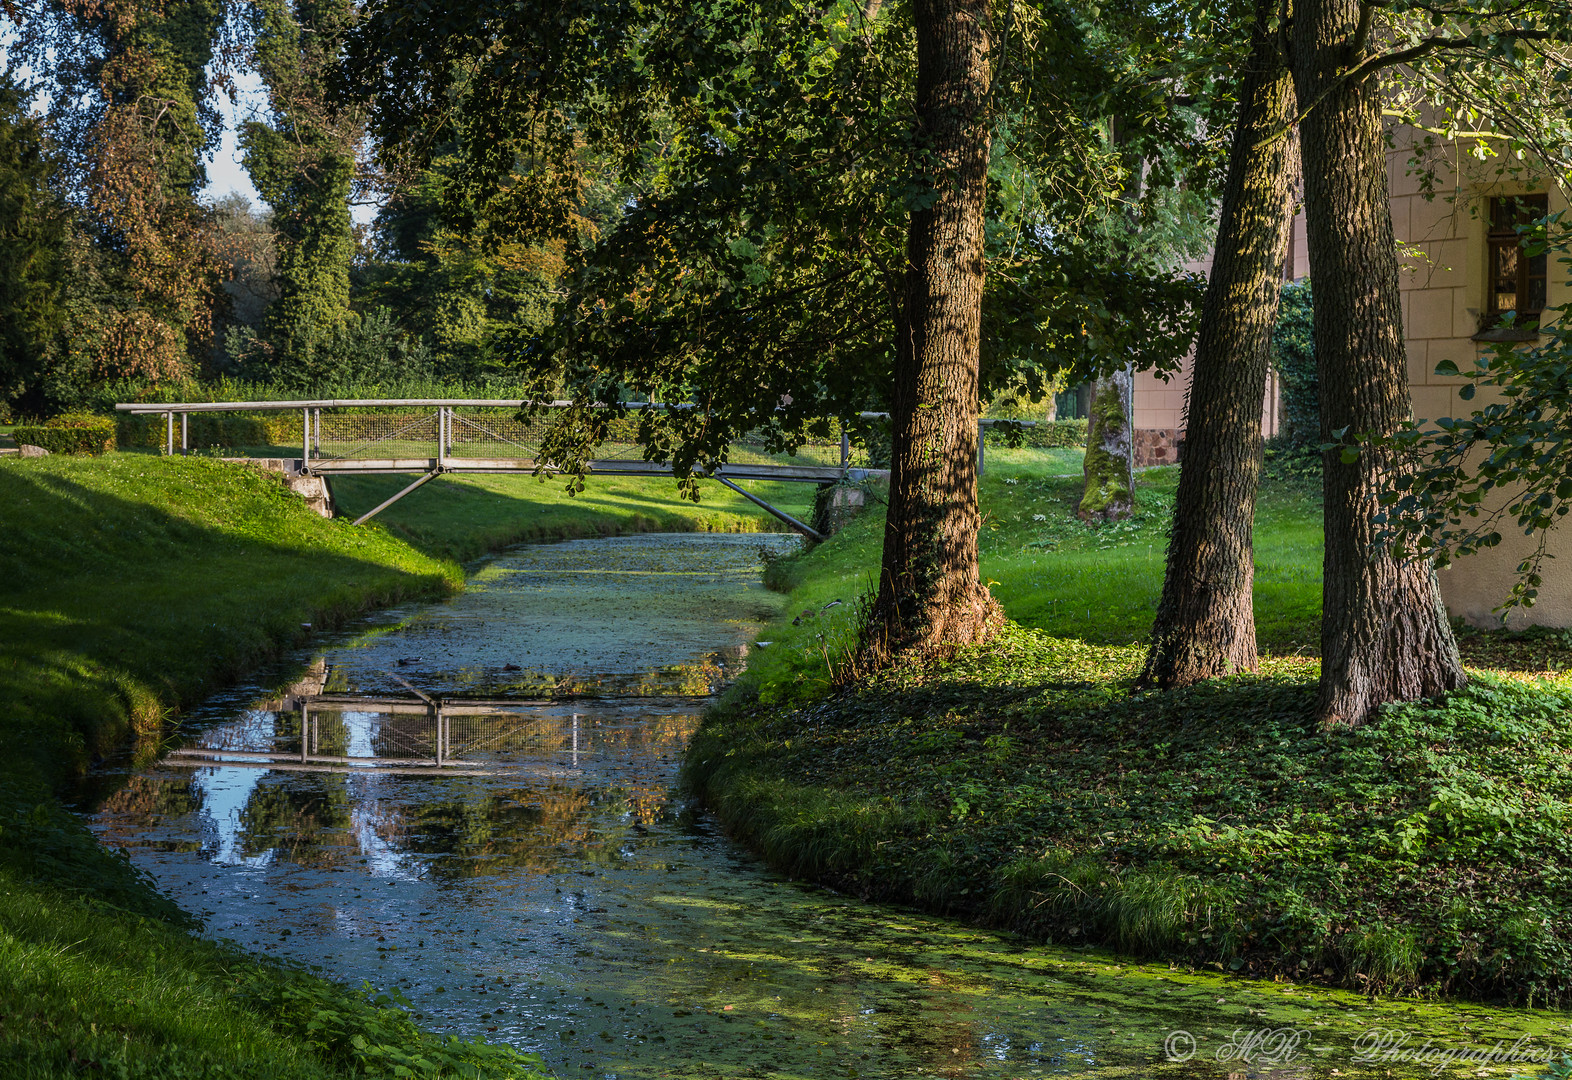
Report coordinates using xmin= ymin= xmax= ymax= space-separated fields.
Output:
xmin=1078 ymin=372 xmax=1133 ymax=521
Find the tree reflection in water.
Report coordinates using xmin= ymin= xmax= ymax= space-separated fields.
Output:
xmin=119 ymin=695 xmax=700 ymax=875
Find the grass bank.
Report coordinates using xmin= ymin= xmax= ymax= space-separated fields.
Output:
xmin=329 ymin=471 xmax=811 ymax=563
xmin=3 ymin=452 xmax=783 ymax=1075
xmin=690 ymin=466 xmax=1572 ymax=1005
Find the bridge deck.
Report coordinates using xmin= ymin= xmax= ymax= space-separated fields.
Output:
xmin=246 ymin=456 xmax=882 ymax=484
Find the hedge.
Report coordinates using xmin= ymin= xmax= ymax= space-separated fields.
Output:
xmin=983 ymin=418 xmax=1088 ymax=449
xmin=11 ymin=414 xmax=117 ymax=456
xmin=115 ymin=413 xmax=300 ymax=451
xmin=1270 ymin=279 xmax=1317 ymax=450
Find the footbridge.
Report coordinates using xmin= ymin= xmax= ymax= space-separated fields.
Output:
xmin=115 ymin=399 xmax=890 ymax=539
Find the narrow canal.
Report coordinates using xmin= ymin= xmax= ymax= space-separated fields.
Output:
xmin=86 ymin=534 xmax=1572 ymax=1078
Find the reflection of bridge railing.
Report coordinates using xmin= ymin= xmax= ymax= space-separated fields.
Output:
xmin=167 ymin=690 xmax=610 ymax=776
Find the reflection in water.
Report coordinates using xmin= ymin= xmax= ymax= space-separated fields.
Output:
xmin=88 ymin=535 xmax=1572 ymax=1078
xmin=101 ymin=691 xmax=703 ymax=881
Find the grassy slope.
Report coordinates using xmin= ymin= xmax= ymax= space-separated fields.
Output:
xmin=2 ymin=456 xmax=460 ymax=787
xmin=2 ymin=452 xmax=793 ymax=1077
xmin=329 ymin=470 xmax=811 ymax=563
xmin=692 ymin=464 xmax=1572 ymax=1005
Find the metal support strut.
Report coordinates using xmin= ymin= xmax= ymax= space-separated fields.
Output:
xmin=353 ymin=469 xmax=442 ymax=525
xmin=713 ymin=476 xmax=824 ymax=542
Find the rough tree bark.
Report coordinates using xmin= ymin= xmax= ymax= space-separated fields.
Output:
xmin=863 ymin=0 xmax=1002 ymax=662
xmin=1078 ymin=369 xmax=1134 ymax=522
xmin=1141 ymin=3 xmax=1299 ymax=687
xmin=1290 ymin=0 xmax=1465 ymax=724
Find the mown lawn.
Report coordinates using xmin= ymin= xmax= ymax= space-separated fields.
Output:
xmin=1 ymin=455 xmax=461 ymax=785
xmin=693 ymin=467 xmax=1572 ymax=1004
xmin=330 ymin=470 xmax=811 ymax=563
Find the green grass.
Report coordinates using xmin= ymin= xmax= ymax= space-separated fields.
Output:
xmin=976 ymin=462 xmax=1321 ymax=649
xmin=692 ymin=468 xmax=1572 ymax=1004
xmin=4 ymin=450 xmax=810 ymax=1076
xmin=744 ymin=465 xmax=1320 ymax=704
xmin=330 ymin=471 xmax=814 ymax=562
xmin=1 ymin=455 xmax=462 ymax=784
xmin=0 ymin=865 xmax=545 ymax=1078
xmin=979 ymin=445 xmax=1084 ymax=475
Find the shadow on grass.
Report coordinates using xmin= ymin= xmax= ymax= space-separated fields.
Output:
xmin=0 ymin=461 xmax=454 ymax=899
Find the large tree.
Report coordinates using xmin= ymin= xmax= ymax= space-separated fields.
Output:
xmin=1284 ymin=0 xmax=1570 ymax=723
xmin=1144 ymin=0 xmax=1568 ymax=720
xmin=1142 ymin=0 xmax=1299 ymax=687
xmin=536 ymin=1 xmax=1205 ymax=662
xmin=7 ymin=0 xmax=229 ymax=384
xmin=0 ymin=71 xmax=68 ymax=414
xmin=242 ymin=0 xmax=360 ymax=367
xmin=865 ymin=0 xmax=1001 ymax=658
xmin=345 ymin=0 xmax=1208 ymax=663
xmin=1292 ymin=0 xmax=1467 ymax=724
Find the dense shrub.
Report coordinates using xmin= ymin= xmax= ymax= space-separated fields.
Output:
xmin=984 ymin=417 xmax=1088 ymax=449
xmin=1263 ymin=441 xmax=1321 ymax=484
xmin=82 ymin=375 xmax=532 ymax=411
xmin=11 ymin=413 xmax=115 ymax=455
xmin=225 ymin=308 xmax=436 ymax=392
xmin=115 ymin=413 xmax=298 ymax=450
xmin=1270 ymin=279 xmax=1316 ymax=450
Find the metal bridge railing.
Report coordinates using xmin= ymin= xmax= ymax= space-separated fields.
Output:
xmin=112 ymin=399 xmax=1054 ymax=535
xmin=113 ymin=399 xmax=880 ymax=473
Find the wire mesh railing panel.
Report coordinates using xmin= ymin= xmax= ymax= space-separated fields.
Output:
xmin=571 ymin=424 xmax=883 ymax=470
xmin=365 ymin=713 xmax=440 ymax=760
xmin=315 ymin=411 xmax=440 ymax=462
xmin=444 ymin=713 xmax=578 ymax=759
xmin=448 ymin=411 xmax=544 ymax=460
xmin=131 ymin=400 xmax=894 ymax=474
xmin=439 ymin=410 xmax=882 ymax=471
xmin=359 ymin=711 xmax=589 ymax=763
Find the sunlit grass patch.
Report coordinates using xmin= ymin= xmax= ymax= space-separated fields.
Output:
xmin=330 ymin=470 xmax=812 ymax=563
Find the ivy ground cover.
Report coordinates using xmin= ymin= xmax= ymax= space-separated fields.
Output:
xmin=691 ymin=466 xmax=1572 ymax=1004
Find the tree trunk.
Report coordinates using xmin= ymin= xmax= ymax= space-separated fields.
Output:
xmin=863 ymin=0 xmax=1001 ymax=662
xmin=1078 ymin=368 xmax=1133 ymax=521
xmin=1080 ymin=114 xmax=1146 ymax=524
xmin=1142 ymin=3 xmax=1298 ymax=687
xmin=1290 ymin=0 xmax=1465 ymax=725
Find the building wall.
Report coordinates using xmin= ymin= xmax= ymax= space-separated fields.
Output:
xmin=1390 ymin=130 xmax=1571 ymax=626
xmin=1130 ymin=128 xmax=1572 ymax=624
xmin=1130 ymin=234 xmax=1292 ymax=468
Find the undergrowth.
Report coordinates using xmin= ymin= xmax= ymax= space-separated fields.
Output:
xmin=693 ymin=469 xmax=1572 ymax=1005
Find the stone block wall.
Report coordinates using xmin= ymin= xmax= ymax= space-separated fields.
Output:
xmin=1134 ymin=428 xmax=1181 ymax=468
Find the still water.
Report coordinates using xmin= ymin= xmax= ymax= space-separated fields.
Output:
xmin=88 ymin=534 xmax=1572 ymax=1078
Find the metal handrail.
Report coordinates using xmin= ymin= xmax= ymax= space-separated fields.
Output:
xmin=117 ymin=400 xmax=1052 ymax=423
xmin=115 ymin=398 xmax=568 ymax=414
